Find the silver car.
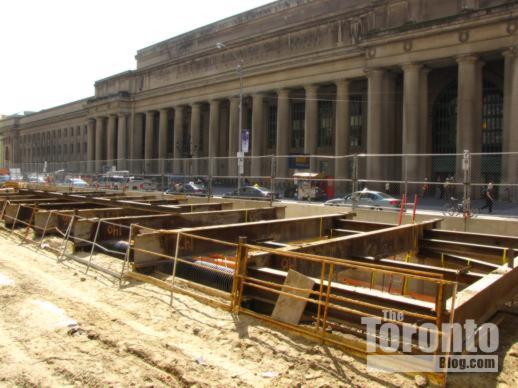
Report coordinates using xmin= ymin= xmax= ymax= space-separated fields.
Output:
xmin=325 ymin=190 xmax=401 ymax=210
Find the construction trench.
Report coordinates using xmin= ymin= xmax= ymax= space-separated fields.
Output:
xmin=1 ymin=188 xmax=518 ymax=386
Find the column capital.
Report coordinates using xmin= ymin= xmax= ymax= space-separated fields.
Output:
xmin=401 ymin=63 xmax=423 ymax=72
xmin=304 ymin=84 xmax=319 ymax=95
xmin=276 ymin=88 xmax=290 ymax=98
xmin=456 ymin=54 xmax=479 ymax=65
xmin=502 ymin=47 xmax=518 ymax=59
xmin=209 ymin=98 xmax=221 ymax=105
xmin=158 ymin=107 xmax=170 ymax=114
xmin=364 ymin=67 xmax=385 ymax=79
xmin=335 ymin=79 xmax=350 ymax=89
xmin=190 ymin=102 xmax=202 ymax=109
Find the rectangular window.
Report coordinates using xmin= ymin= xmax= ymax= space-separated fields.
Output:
xmin=267 ymin=105 xmax=277 ymax=149
xmin=317 ymin=100 xmax=333 ymax=147
xmin=349 ymin=95 xmax=363 ymax=148
xmin=291 ymin=102 xmax=305 ymax=149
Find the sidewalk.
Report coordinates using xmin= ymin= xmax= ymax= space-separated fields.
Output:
xmin=414 ymin=197 xmax=518 ymax=218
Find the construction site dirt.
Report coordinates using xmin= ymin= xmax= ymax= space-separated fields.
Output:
xmin=0 ymin=229 xmax=517 ymax=387
xmin=1 ymin=188 xmax=518 ymax=387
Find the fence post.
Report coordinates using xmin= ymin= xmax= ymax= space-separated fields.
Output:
xmin=170 ymin=232 xmax=182 ymax=306
xmin=58 ymin=215 xmax=75 ymax=262
xmin=208 ymin=156 xmax=213 ymax=202
xmin=462 ymin=150 xmax=472 ymax=216
xmin=270 ymin=155 xmax=276 ymax=206
xmin=86 ymin=220 xmax=102 ymax=274
xmin=119 ymin=224 xmax=135 ymax=287
xmin=231 ymin=236 xmax=248 ymax=313
xmin=403 ymin=154 xmax=408 ymax=199
xmin=352 ymin=154 xmax=359 ymax=211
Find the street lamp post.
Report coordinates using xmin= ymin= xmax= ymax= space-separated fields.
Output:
xmin=216 ymin=42 xmax=244 ymax=192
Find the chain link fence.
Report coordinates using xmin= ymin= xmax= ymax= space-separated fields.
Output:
xmin=4 ymin=151 xmax=518 ymax=215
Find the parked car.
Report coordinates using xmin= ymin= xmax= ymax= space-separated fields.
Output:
xmin=127 ymin=177 xmax=157 ymax=191
xmin=64 ymin=178 xmax=89 ymax=188
xmin=26 ymin=175 xmax=47 ymax=184
xmin=325 ymin=190 xmax=401 ymax=210
xmin=223 ymin=185 xmax=279 ymax=199
xmin=96 ymin=175 xmax=127 ymax=189
xmin=96 ymin=175 xmax=157 ymax=191
xmin=165 ymin=181 xmax=207 ymax=195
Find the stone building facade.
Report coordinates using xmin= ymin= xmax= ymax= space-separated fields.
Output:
xmin=1 ymin=0 xmax=518 ymax=183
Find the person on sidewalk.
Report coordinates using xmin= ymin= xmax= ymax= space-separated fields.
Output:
xmin=481 ymin=182 xmax=495 ymax=214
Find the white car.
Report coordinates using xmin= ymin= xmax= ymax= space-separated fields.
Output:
xmin=65 ymin=178 xmax=89 ymax=188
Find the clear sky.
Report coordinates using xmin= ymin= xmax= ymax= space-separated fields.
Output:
xmin=0 ymin=0 xmax=273 ymax=116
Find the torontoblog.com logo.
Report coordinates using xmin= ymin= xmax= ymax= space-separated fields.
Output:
xmin=362 ymin=310 xmax=499 ymax=373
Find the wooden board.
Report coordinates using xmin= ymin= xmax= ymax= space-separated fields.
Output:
xmin=271 ymin=269 xmax=315 ymax=325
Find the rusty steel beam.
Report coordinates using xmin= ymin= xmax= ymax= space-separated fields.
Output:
xmin=424 ymin=229 xmax=518 ymax=250
xmin=332 ymin=219 xmax=396 ymax=232
xmin=420 ymin=238 xmax=510 ymax=265
xmin=72 ymin=207 xmax=284 ymax=248
xmin=131 ymin=214 xmax=354 ymax=270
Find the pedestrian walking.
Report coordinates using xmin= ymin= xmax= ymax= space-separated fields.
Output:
xmin=421 ymin=177 xmax=429 ymax=198
xmin=481 ymin=182 xmax=495 ymax=214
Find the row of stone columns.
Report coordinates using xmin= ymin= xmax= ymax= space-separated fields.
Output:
xmin=84 ymin=49 xmax=518 ymax=181
xmin=88 ymin=114 xmax=128 ymax=172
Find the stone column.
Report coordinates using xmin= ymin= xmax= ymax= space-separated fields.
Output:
xmin=304 ymin=85 xmax=318 ymax=171
xmin=276 ymin=89 xmax=290 ymax=178
xmin=251 ymin=94 xmax=264 ymax=177
xmin=117 ymin=114 xmax=127 ymax=171
xmin=366 ymin=69 xmax=385 ymax=181
xmin=190 ymin=103 xmax=201 ymax=157
xmin=144 ymin=111 xmax=154 ymax=163
xmin=158 ymin=109 xmax=168 ymax=174
xmin=208 ymin=100 xmax=220 ymax=176
xmin=457 ymin=55 xmax=483 ymax=182
xmin=133 ymin=113 xmax=144 ymax=160
xmin=190 ymin=103 xmax=201 ymax=175
xmin=228 ymin=97 xmax=240 ymax=176
xmin=107 ymin=114 xmax=117 ymax=165
xmin=158 ymin=109 xmax=168 ymax=160
xmin=334 ymin=80 xmax=350 ymax=194
xmin=402 ymin=63 xmax=422 ymax=183
xmin=506 ymin=49 xmax=518 ymax=187
xmin=173 ymin=106 xmax=184 ymax=173
xmin=87 ymin=118 xmax=95 ymax=172
xmin=419 ymin=67 xmax=431 ymax=179
xmin=94 ymin=117 xmax=105 ymax=173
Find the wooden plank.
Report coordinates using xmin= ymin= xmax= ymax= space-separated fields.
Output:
xmin=271 ymin=269 xmax=315 ymax=325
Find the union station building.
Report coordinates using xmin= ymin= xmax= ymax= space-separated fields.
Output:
xmin=1 ymin=0 xmax=517 ymax=183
